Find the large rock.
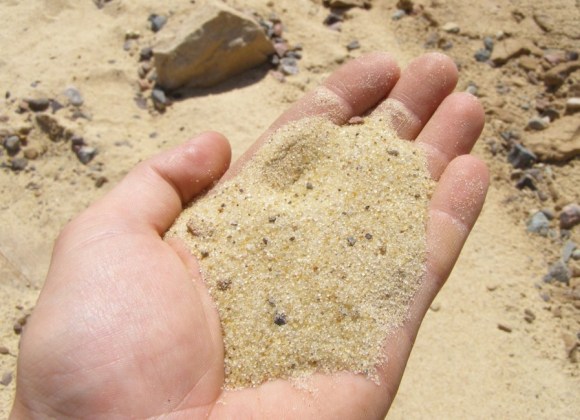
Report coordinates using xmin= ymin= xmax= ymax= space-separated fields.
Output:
xmin=524 ymin=116 xmax=580 ymax=162
xmin=491 ymin=39 xmax=542 ymax=66
xmin=153 ymin=1 xmax=275 ymax=90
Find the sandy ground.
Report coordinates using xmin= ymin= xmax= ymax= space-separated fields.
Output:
xmin=1 ymin=0 xmax=579 ymax=418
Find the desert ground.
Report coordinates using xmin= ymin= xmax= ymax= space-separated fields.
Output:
xmin=1 ymin=0 xmax=579 ymax=418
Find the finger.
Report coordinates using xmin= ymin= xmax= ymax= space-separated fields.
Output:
xmin=423 ymin=154 xmax=489 ymax=300
xmin=230 ymin=52 xmax=401 ymax=175
xmin=415 ymin=92 xmax=485 ymax=179
xmin=90 ymin=132 xmax=231 ymax=234
xmin=370 ymin=53 xmax=458 ymax=140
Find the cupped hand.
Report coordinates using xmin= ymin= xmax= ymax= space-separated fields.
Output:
xmin=11 ymin=52 xmax=488 ymax=419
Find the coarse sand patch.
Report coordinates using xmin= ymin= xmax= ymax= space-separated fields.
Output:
xmin=167 ymin=116 xmax=435 ymax=389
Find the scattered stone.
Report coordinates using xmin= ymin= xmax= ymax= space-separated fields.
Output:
xmin=523 ymin=309 xmax=536 ymax=323
xmin=527 ymin=211 xmax=550 ymax=236
xmin=533 ymin=13 xmax=553 ymax=32
xmin=346 ymin=40 xmax=360 ymax=51
xmin=23 ymin=148 xmax=38 ymax=160
xmin=35 ymin=114 xmax=67 ymax=142
xmin=11 ymin=158 xmax=28 ymax=171
xmin=483 ymin=36 xmax=494 ymax=51
xmin=76 ymin=146 xmax=97 ymax=164
xmin=396 ymin=0 xmax=414 ymax=13
xmin=560 ymin=204 xmax=580 ymax=230
xmin=565 ymin=98 xmax=580 ymax=114
xmin=526 ymin=116 xmax=550 ymax=131
xmin=544 ymin=61 xmax=580 ymax=89
xmin=540 ymin=107 xmax=560 ymax=122
xmin=474 ymin=48 xmax=491 ymax=62
xmin=148 ymin=14 xmax=167 ymax=33
xmin=153 ymin=1 xmax=275 ymax=90
xmin=507 ymin=143 xmax=537 ymax=169
xmin=524 ymin=117 xmax=580 ymax=162
xmin=26 ymin=97 xmax=50 ymax=112
xmin=491 ymin=39 xmax=542 ymax=66
xmin=64 ymin=87 xmax=83 ymax=107
xmin=544 ymin=260 xmax=571 ymax=284
xmin=429 ymin=302 xmax=441 ymax=312
xmin=0 ymin=346 xmax=9 ymax=355
xmin=392 ymin=9 xmax=406 ymax=20
xmin=562 ymin=241 xmax=577 ymax=262
xmin=279 ymin=57 xmax=299 ymax=75
xmin=323 ymin=0 xmax=371 ymax=8
xmin=572 ymin=249 xmax=580 ymax=261
xmin=139 ymin=47 xmax=154 ymax=62
xmin=95 ymin=176 xmax=108 ymax=188
xmin=497 ymin=323 xmax=512 ymax=333
xmin=442 ymin=22 xmax=459 ymax=33
xmin=0 ymin=372 xmax=12 ymax=387
xmin=3 ymin=135 xmax=20 ymax=155
xmin=466 ymin=82 xmax=478 ymax=96
xmin=323 ymin=11 xmax=344 ymax=26
xmin=151 ymin=88 xmax=167 ymax=112
xmin=273 ymin=312 xmax=287 ymax=326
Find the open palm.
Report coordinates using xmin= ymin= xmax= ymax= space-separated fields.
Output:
xmin=11 ymin=53 xmax=488 ymax=419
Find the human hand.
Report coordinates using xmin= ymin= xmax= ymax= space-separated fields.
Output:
xmin=11 ymin=52 xmax=488 ymax=419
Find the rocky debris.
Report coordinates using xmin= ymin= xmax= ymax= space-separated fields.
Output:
xmin=491 ymin=39 xmax=542 ymax=66
xmin=64 ymin=87 xmax=83 ymax=107
xmin=93 ymin=0 xmax=112 ymax=9
xmin=0 ymin=372 xmax=12 ymax=387
xmin=35 ymin=114 xmax=69 ymax=142
xmin=523 ymin=309 xmax=536 ymax=323
xmin=544 ymin=61 xmax=580 ymax=89
xmin=392 ymin=9 xmax=406 ymax=20
xmin=562 ymin=241 xmax=577 ymax=262
xmin=474 ymin=36 xmax=494 ymax=62
xmin=148 ymin=14 xmax=167 ymax=33
xmin=25 ymin=97 xmax=50 ymax=112
xmin=11 ymin=157 xmax=28 ymax=171
xmin=565 ymin=98 xmax=580 ymax=114
xmin=527 ymin=211 xmax=550 ymax=236
xmin=442 ymin=22 xmax=459 ymax=34
xmin=526 ymin=116 xmax=550 ymax=131
xmin=323 ymin=10 xmax=344 ymax=31
xmin=346 ymin=40 xmax=361 ymax=51
xmin=323 ymin=0 xmax=372 ymax=8
xmin=544 ymin=260 xmax=571 ymax=284
xmin=75 ymin=146 xmax=97 ymax=164
xmin=151 ymin=88 xmax=168 ymax=112
xmin=23 ymin=148 xmax=38 ymax=160
xmin=153 ymin=1 xmax=275 ymax=90
xmin=524 ymin=117 xmax=580 ymax=162
xmin=396 ymin=0 xmax=414 ymax=13
xmin=560 ymin=204 xmax=580 ymax=230
xmin=139 ymin=47 xmax=153 ymax=62
xmin=572 ymin=249 xmax=580 ymax=261
xmin=279 ymin=57 xmax=299 ymax=76
xmin=483 ymin=36 xmax=494 ymax=51
xmin=497 ymin=323 xmax=513 ymax=333
xmin=507 ymin=143 xmax=537 ymax=169
xmin=2 ymin=135 xmax=20 ymax=155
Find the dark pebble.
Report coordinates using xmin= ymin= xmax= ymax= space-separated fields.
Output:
xmin=64 ymin=87 xmax=84 ymax=107
xmin=151 ymin=88 xmax=167 ymax=111
xmin=26 ymin=98 xmax=50 ymax=112
xmin=507 ymin=143 xmax=537 ymax=169
xmin=0 ymin=346 xmax=9 ymax=355
xmin=274 ymin=312 xmax=287 ymax=326
xmin=347 ymin=236 xmax=357 ymax=246
xmin=497 ymin=323 xmax=512 ymax=333
xmin=566 ymin=51 xmax=579 ymax=61
xmin=3 ymin=135 xmax=20 ymax=155
xmin=543 ymin=260 xmax=571 ymax=284
xmin=483 ymin=36 xmax=494 ymax=51
xmin=474 ymin=48 xmax=491 ymax=62
xmin=76 ymin=146 xmax=97 ymax=164
xmin=139 ymin=47 xmax=153 ymax=61
xmin=11 ymin=158 xmax=28 ymax=171
xmin=148 ymin=14 xmax=167 ymax=32
xmin=365 ymin=233 xmax=373 ymax=240
xmin=346 ymin=40 xmax=361 ymax=51
xmin=527 ymin=211 xmax=550 ymax=236
xmin=71 ymin=135 xmax=85 ymax=147
xmin=13 ymin=322 xmax=22 ymax=334
xmin=323 ymin=11 xmax=344 ymax=26
xmin=95 ymin=176 xmax=108 ymax=188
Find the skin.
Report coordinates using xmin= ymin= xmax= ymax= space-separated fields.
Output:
xmin=11 ymin=52 xmax=489 ymax=419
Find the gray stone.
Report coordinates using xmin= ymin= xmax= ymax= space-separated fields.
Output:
xmin=392 ymin=9 xmax=406 ymax=20
xmin=474 ymin=48 xmax=491 ymax=62
xmin=11 ymin=157 xmax=28 ymax=171
xmin=280 ymin=57 xmax=299 ymax=75
xmin=562 ymin=241 xmax=577 ymax=262
xmin=483 ymin=36 xmax=494 ymax=51
xmin=64 ymin=87 xmax=84 ymax=107
xmin=544 ymin=260 xmax=570 ymax=284
xmin=508 ymin=143 xmax=537 ymax=169
xmin=148 ymin=14 xmax=167 ymax=33
xmin=139 ymin=47 xmax=153 ymax=61
xmin=3 ymin=135 xmax=20 ymax=155
xmin=560 ymin=204 xmax=580 ymax=230
xmin=442 ymin=22 xmax=460 ymax=33
xmin=346 ymin=40 xmax=360 ymax=51
xmin=526 ymin=116 xmax=550 ymax=131
xmin=527 ymin=212 xmax=550 ymax=236
xmin=76 ymin=146 xmax=97 ymax=164
xmin=153 ymin=1 xmax=275 ymax=90
xmin=151 ymin=88 xmax=167 ymax=112
xmin=572 ymin=249 xmax=580 ymax=261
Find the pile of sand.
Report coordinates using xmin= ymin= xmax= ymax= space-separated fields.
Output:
xmin=168 ymin=116 xmax=434 ymax=388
